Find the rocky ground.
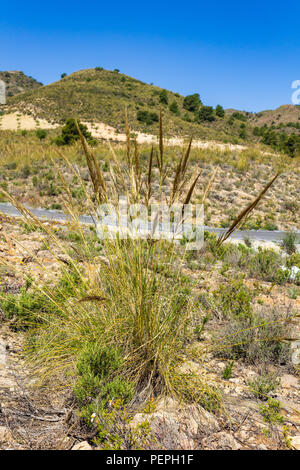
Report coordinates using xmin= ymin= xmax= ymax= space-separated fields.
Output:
xmin=1 ymin=321 xmax=300 ymax=450
xmin=0 ymin=214 xmax=299 ymax=450
xmin=0 ymin=134 xmax=299 ymax=232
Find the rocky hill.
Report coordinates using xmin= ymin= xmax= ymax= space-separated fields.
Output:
xmin=0 ymin=71 xmax=43 ymax=98
xmin=4 ymin=68 xmax=254 ymax=141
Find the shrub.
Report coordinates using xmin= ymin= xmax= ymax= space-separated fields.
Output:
xmin=213 ymin=278 xmax=253 ymax=319
xmin=74 ymin=343 xmax=134 ymax=407
xmin=159 ymin=89 xmax=168 ymax=105
xmin=214 ymin=310 xmax=291 ymax=365
xmin=21 ymin=164 xmax=31 ymax=178
xmin=0 ymin=287 xmax=54 ymax=329
xmin=239 ymin=123 xmax=247 ymax=139
xmin=136 ymin=110 xmax=158 ymax=125
xmin=231 ymin=112 xmax=247 ymax=122
xmin=36 ymin=129 xmax=47 ymax=140
xmin=169 ymin=101 xmax=179 ymax=114
xmin=248 ymin=248 xmax=282 ymax=282
xmin=280 ymin=232 xmax=299 ymax=255
xmin=198 ymin=106 xmax=215 ymax=122
xmin=54 ymin=118 xmax=97 ymax=146
xmin=248 ymin=373 xmax=281 ymax=400
xmin=259 ymin=398 xmax=284 ymax=424
xmin=222 ymin=360 xmax=235 ymax=379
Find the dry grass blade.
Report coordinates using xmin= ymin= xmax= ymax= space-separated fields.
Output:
xmin=147 ymin=146 xmax=154 ymax=204
xmin=202 ymin=167 xmax=218 ymax=205
xmin=79 ymin=296 xmax=107 ymax=303
xmin=134 ymin=137 xmax=140 ymax=192
xmin=180 ymin=137 xmax=193 ymax=180
xmin=217 ymin=172 xmax=280 ymax=246
xmin=158 ymin=109 xmax=163 ymax=175
xmin=125 ymin=107 xmax=131 ymax=167
xmin=75 ymin=121 xmax=107 ymax=202
xmin=108 ymin=142 xmax=127 ymax=191
xmin=183 ymin=167 xmax=202 ymax=205
xmin=170 ymin=138 xmax=193 ymax=205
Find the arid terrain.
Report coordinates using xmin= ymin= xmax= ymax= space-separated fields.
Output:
xmin=0 ymin=69 xmax=299 ymax=451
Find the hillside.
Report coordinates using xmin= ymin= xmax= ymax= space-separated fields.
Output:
xmin=0 ymin=71 xmax=43 ymax=98
xmin=2 ymin=68 xmax=300 ymax=155
xmin=226 ymin=105 xmax=300 ymax=127
xmin=4 ymin=68 xmax=254 ymax=142
xmin=249 ymin=104 xmax=300 ymax=127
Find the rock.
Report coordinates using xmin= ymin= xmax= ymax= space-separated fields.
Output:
xmin=281 ymin=374 xmax=299 ymax=390
xmin=0 ymin=426 xmax=13 ymax=444
xmin=202 ymin=431 xmax=242 ymax=450
xmin=72 ymin=441 xmax=92 ymax=451
xmin=257 ymin=444 xmax=268 ymax=450
xmin=291 ymin=435 xmax=300 ymax=450
xmin=129 ymin=397 xmax=220 ymax=450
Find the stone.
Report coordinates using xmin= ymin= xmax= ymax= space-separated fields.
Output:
xmin=72 ymin=441 xmax=92 ymax=451
xmin=0 ymin=426 xmax=13 ymax=444
xmin=291 ymin=435 xmax=300 ymax=450
xmin=129 ymin=397 xmax=220 ymax=450
xmin=280 ymin=374 xmax=299 ymax=390
xmin=202 ymin=431 xmax=242 ymax=450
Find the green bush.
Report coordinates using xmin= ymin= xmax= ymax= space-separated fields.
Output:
xmin=36 ymin=129 xmax=47 ymax=140
xmin=248 ymin=373 xmax=281 ymax=400
xmin=215 ymin=310 xmax=291 ymax=365
xmin=183 ymin=94 xmax=201 ymax=112
xmin=198 ymin=106 xmax=215 ymax=122
xmin=231 ymin=112 xmax=247 ymax=122
xmin=213 ymin=278 xmax=253 ymax=319
xmin=54 ymin=118 xmax=97 ymax=146
xmin=281 ymin=232 xmax=299 ymax=255
xmin=248 ymin=248 xmax=282 ymax=282
xmin=259 ymin=398 xmax=284 ymax=424
xmin=136 ymin=110 xmax=159 ymax=125
xmin=0 ymin=288 xmax=53 ymax=328
xmin=215 ymin=105 xmax=225 ymax=118
xmin=169 ymin=101 xmax=179 ymax=114
xmin=159 ymin=89 xmax=168 ymax=105
xmin=74 ymin=343 xmax=134 ymax=421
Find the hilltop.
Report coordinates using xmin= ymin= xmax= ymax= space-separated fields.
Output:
xmin=1 ymin=68 xmax=300 ymax=155
xmin=0 ymin=71 xmax=43 ymax=98
xmin=3 ymin=68 xmax=255 ymax=142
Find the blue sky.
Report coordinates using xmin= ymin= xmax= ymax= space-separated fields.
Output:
xmin=1 ymin=1 xmax=299 ymax=111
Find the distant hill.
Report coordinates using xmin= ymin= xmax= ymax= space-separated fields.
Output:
xmin=0 ymin=71 xmax=43 ymax=98
xmin=3 ymin=68 xmax=300 ymax=152
xmin=248 ymin=104 xmax=300 ymax=127
xmin=4 ymin=68 xmax=253 ymax=141
xmin=226 ymin=105 xmax=300 ymax=128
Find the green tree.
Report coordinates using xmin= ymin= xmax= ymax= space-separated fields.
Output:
xmin=284 ymin=134 xmax=297 ymax=157
xmin=137 ymin=110 xmax=159 ymax=125
xmin=198 ymin=106 xmax=215 ymax=122
xmin=55 ymin=118 xmax=96 ymax=146
xmin=61 ymin=73 xmax=67 ymax=79
xmin=169 ymin=100 xmax=179 ymax=114
xmin=183 ymin=94 xmax=201 ymax=112
xmin=215 ymin=104 xmax=225 ymax=118
xmin=231 ymin=112 xmax=247 ymax=122
xmin=239 ymin=123 xmax=247 ymax=139
xmin=159 ymin=89 xmax=168 ymax=105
